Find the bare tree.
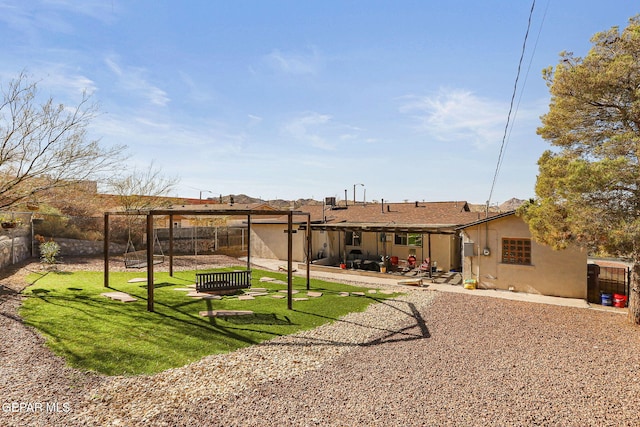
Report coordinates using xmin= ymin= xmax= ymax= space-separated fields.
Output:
xmin=106 ymin=161 xmax=180 ymax=211
xmin=0 ymin=72 xmax=126 ymax=210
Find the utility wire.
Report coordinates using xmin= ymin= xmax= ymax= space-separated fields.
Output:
xmin=487 ymin=0 xmax=537 ymax=207
xmin=499 ymin=0 xmax=550 ymax=186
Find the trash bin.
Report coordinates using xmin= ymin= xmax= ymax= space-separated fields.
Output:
xmin=613 ymin=294 xmax=627 ymax=308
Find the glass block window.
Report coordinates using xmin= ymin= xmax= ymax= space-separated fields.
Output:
xmin=502 ymin=238 xmax=531 ymax=265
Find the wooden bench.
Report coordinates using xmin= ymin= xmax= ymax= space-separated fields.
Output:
xmin=195 ymin=270 xmax=252 ymax=292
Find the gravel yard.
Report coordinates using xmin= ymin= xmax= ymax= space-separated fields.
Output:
xmin=2 ymin=256 xmax=640 ymax=426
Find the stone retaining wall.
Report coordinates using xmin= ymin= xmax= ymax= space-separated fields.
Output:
xmin=53 ymin=238 xmax=126 ymax=257
xmin=0 ymin=234 xmax=31 ymax=269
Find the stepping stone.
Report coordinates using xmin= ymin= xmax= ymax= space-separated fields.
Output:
xmin=259 ymin=277 xmax=276 ymax=282
xmin=351 ymin=292 xmax=366 ymax=296
xmin=187 ymin=290 xmax=222 ymax=299
xmin=271 ymin=294 xmax=286 ymax=299
xmin=127 ymin=278 xmax=148 ymax=283
xmin=245 ymin=292 xmax=269 ymax=297
xmin=368 ymin=290 xmax=377 ymax=294
xmin=238 ymin=295 xmax=255 ymax=300
xmin=292 ymin=297 xmax=309 ymax=301
xmin=200 ymin=310 xmax=254 ymax=317
xmin=307 ymin=291 xmax=323 ymax=298
xmin=338 ymin=292 xmax=349 ymax=297
xmin=101 ymin=292 xmax=137 ymax=303
xmin=272 ymin=280 xmax=287 ymax=285
xmin=248 ymin=288 xmax=267 ymax=292
xmin=278 ymin=289 xmax=299 ymax=294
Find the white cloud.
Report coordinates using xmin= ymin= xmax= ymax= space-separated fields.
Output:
xmin=399 ymin=88 xmax=509 ymax=149
xmin=41 ymin=0 xmax=119 ymax=24
xmin=283 ymin=112 xmax=335 ymax=150
xmin=39 ymin=66 xmax=97 ymax=95
xmin=265 ymin=47 xmax=322 ymax=75
xmin=104 ymin=55 xmax=170 ymax=107
xmin=247 ymin=114 xmax=263 ymax=127
xmin=0 ymin=0 xmax=117 ymax=38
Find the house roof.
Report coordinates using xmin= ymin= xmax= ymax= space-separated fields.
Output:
xmin=254 ymin=201 xmax=496 ymax=234
xmin=456 ymin=210 xmax=517 ymax=229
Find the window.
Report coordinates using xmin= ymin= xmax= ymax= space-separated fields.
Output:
xmin=394 ymin=233 xmax=422 ymax=247
xmin=502 ymin=238 xmax=531 ymax=265
xmin=346 ymin=231 xmax=361 ymax=246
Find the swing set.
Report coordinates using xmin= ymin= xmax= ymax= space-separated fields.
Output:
xmin=103 ymin=207 xmax=312 ymax=312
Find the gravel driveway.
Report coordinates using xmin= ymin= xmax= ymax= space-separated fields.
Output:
xmin=2 ymin=257 xmax=640 ymax=426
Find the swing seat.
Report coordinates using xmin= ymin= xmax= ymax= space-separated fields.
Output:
xmin=196 ymin=270 xmax=252 ymax=292
xmin=124 ymin=251 xmax=164 ymax=268
xmin=124 ymin=251 xmax=165 ymax=269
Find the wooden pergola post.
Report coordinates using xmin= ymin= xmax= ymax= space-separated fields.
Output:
xmin=147 ymin=213 xmax=154 ymax=312
xmin=287 ymin=211 xmax=293 ymax=310
xmin=306 ymin=213 xmax=311 ymax=290
xmin=247 ymin=214 xmax=252 ymax=271
xmin=104 ymin=213 xmax=109 ymax=288
xmin=169 ymin=214 xmax=174 ymax=277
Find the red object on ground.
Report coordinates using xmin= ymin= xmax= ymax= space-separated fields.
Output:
xmin=613 ymin=294 xmax=627 ymax=308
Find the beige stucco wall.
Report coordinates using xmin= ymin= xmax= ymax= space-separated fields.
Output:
xmin=461 ymin=215 xmax=587 ymax=299
xmin=250 ymin=224 xmax=307 ymax=262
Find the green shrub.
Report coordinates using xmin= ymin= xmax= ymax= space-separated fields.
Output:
xmin=39 ymin=240 xmax=60 ymax=264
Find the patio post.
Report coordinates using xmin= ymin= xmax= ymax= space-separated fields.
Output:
xmin=104 ymin=213 xmax=109 ymax=287
xmin=147 ymin=213 xmax=154 ymax=312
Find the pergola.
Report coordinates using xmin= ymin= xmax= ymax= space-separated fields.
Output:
xmin=103 ymin=208 xmax=311 ymax=312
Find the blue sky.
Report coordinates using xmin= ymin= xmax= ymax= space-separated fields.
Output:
xmin=0 ymin=1 xmax=638 ymax=205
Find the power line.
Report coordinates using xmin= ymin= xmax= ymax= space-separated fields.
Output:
xmin=487 ymin=0 xmax=538 ymax=206
xmin=502 ymin=0 xmax=550 ymax=170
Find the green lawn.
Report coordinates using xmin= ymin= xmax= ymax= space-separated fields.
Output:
xmin=20 ymin=267 xmax=400 ymax=376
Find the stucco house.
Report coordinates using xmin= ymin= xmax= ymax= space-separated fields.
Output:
xmin=458 ymin=211 xmax=587 ymax=299
xmin=250 ymin=201 xmax=489 ymax=272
